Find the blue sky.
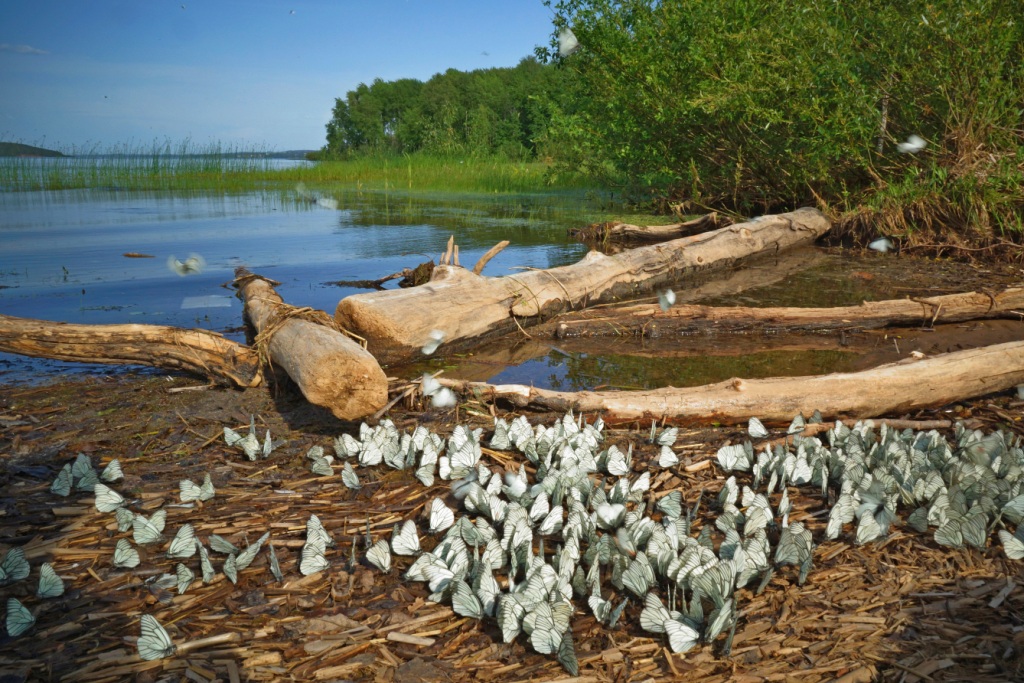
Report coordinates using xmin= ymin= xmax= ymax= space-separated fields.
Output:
xmin=0 ymin=1 xmax=557 ymax=152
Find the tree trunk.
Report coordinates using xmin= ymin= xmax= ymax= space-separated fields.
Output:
xmin=0 ymin=314 xmax=261 ymax=387
xmin=336 ymin=208 xmax=832 ymax=364
xmin=545 ymin=287 xmax=1024 ymax=339
xmin=569 ymin=212 xmax=728 ymax=243
xmin=439 ymin=340 xmax=1024 ymax=424
xmin=234 ymin=269 xmax=388 ymax=420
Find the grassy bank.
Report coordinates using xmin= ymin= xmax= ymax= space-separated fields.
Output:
xmin=0 ymin=140 xmax=595 ymax=195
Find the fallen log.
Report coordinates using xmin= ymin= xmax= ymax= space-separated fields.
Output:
xmin=336 ymin=208 xmax=831 ymax=364
xmin=569 ymin=212 xmax=728 ymax=243
xmin=234 ymin=269 xmax=388 ymax=420
xmin=545 ymin=287 xmax=1024 ymax=339
xmin=0 ymin=314 xmax=261 ymax=387
xmin=439 ymin=340 xmax=1024 ymax=424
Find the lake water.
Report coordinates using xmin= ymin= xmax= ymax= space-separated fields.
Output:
xmin=3 ymin=186 xmax=1018 ymax=390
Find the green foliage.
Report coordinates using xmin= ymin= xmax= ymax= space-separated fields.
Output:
xmin=324 ymin=58 xmax=566 ymax=159
xmin=544 ymin=0 xmax=1024 ymax=235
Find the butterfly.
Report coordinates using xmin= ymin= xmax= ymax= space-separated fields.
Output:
xmin=428 ymin=498 xmax=455 ymax=534
xmin=179 ymin=474 xmax=215 ymax=503
xmin=197 ymin=542 xmax=215 ymax=583
xmin=133 ymin=510 xmax=167 ymax=545
xmin=115 ymin=507 xmax=136 ymax=532
xmin=167 ymin=524 xmax=197 ymax=559
xmin=167 ymin=253 xmax=205 ymax=276
xmin=36 ymin=563 xmax=65 ymax=599
xmin=431 ymin=387 xmax=458 ymax=409
xmin=0 ymin=547 xmax=30 ymax=585
xmin=306 ymin=514 xmax=335 ymax=548
xmin=557 ymin=26 xmax=580 ymax=57
xmin=665 ymin=618 xmax=700 ymax=653
xmin=113 ymin=538 xmax=141 ymax=568
xmin=391 ymin=520 xmax=421 ymax=556
xmin=868 ymin=237 xmax=895 ymax=253
xmin=223 ymin=555 xmax=238 ymax=584
xmin=658 ymin=445 xmax=679 ymax=468
xmin=268 ymin=542 xmax=283 ymax=583
xmin=235 ymin=531 xmax=270 ymax=571
xmin=595 ymin=503 xmax=626 ymax=530
xmin=94 ymin=483 xmax=126 ymax=513
xmin=100 ymin=459 xmax=124 ymax=483
xmin=51 ymin=463 xmax=73 ymax=496
xmin=748 ymin=417 xmax=769 ymax=439
xmin=208 ymin=533 xmax=240 ymax=555
xmin=557 ymin=629 xmax=579 ymax=676
xmin=366 ymin=539 xmax=392 ymax=573
xmin=451 ymin=579 xmax=484 ymax=619
xmin=656 ymin=491 xmax=683 ymax=519
xmin=137 ymin=614 xmax=176 ymax=660
xmin=299 ymin=536 xmax=329 ymax=576
xmin=421 ymin=329 xmax=445 ymax=355
xmin=657 ymin=288 xmax=676 ymax=312
xmin=175 ymin=563 xmax=194 ymax=594
xmin=341 ymin=461 xmax=361 ymax=490
xmin=896 ymin=134 xmax=926 ymax=154
xmin=309 ymin=454 xmax=334 ymax=477
xmin=999 ymin=526 xmax=1024 ymax=560
xmin=72 ymin=453 xmax=98 ymax=491
xmin=5 ymin=598 xmax=34 ymax=637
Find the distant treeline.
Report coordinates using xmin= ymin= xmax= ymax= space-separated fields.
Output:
xmin=323 ymin=57 xmax=566 ymax=160
xmin=0 ymin=142 xmax=64 ymax=158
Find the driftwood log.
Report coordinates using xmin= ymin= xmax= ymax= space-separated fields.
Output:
xmin=234 ymin=269 xmax=388 ymax=420
xmin=439 ymin=340 xmax=1024 ymax=424
xmin=546 ymin=287 xmax=1024 ymax=338
xmin=336 ymin=207 xmax=832 ymax=364
xmin=0 ymin=314 xmax=261 ymax=387
xmin=569 ymin=212 xmax=728 ymax=243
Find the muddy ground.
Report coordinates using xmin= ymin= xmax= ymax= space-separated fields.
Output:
xmin=1 ymin=371 xmax=1023 ymax=683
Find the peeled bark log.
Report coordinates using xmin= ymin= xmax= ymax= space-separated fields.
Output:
xmin=547 ymin=287 xmax=1024 ymax=339
xmin=440 ymin=340 xmax=1024 ymax=424
xmin=234 ymin=269 xmax=388 ymax=420
xmin=336 ymin=208 xmax=831 ymax=364
xmin=0 ymin=314 xmax=261 ymax=387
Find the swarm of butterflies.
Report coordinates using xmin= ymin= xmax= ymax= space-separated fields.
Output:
xmin=6 ymin=410 xmax=1024 ymax=674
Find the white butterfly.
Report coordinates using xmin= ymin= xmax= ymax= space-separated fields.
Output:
xmin=235 ymin=531 xmax=270 ymax=570
xmin=299 ymin=537 xmax=329 ymax=576
xmin=665 ymin=619 xmax=700 ymax=653
xmin=167 ymin=524 xmax=197 ymax=559
xmin=451 ymin=579 xmax=484 ymax=619
xmin=137 ymin=614 xmax=176 ymax=660
xmin=268 ymin=542 xmax=283 ymax=583
xmin=133 ymin=510 xmax=167 ymax=545
xmin=5 ymin=597 xmax=34 ymax=637
xmin=115 ymin=507 xmax=136 ymax=532
xmin=391 ymin=520 xmax=421 ymax=556
xmin=658 ymin=288 xmax=676 ymax=312
xmin=208 ymin=533 xmax=240 ymax=555
xmin=51 ymin=463 xmax=73 ymax=496
xmin=366 ymin=539 xmax=392 ymax=573
xmin=113 ymin=538 xmax=141 ymax=569
xmin=100 ymin=459 xmax=124 ymax=483
xmin=999 ymin=527 xmax=1024 ymax=560
xmin=0 ymin=547 xmax=30 ymax=585
xmin=421 ymin=329 xmax=445 ymax=355
xmin=94 ymin=483 xmax=126 ymax=513
xmin=306 ymin=514 xmax=335 ymax=548
xmin=431 ymin=387 xmax=458 ymax=409
xmin=72 ymin=453 xmax=97 ymax=490
xmin=197 ymin=542 xmax=215 ymax=583
xmin=896 ymin=134 xmax=927 ymax=154
xmin=747 ymin=417 xmax=769 ymax=439
xmin=428 ymin=498 xmax=455 ymax=534
xmin=36 ymin=563 xmax=65 ymax=599
xmin=175 ymin=563 xmax=194 ymax=594
xmin=557 ymin=629 xmax=579 ymax=676
xmin=341 ymin=461 xmax=361 ymax=490
xmin=868 ymin=237 xmax=895 ymax=253
xmin=557 ymin=27 xmax=580 ymax=57
xmin=658 ymin=445 xmax=679 ymax=468
xmin=310 ymin=455 xmax=334 ymax=476
xmin=223 ymin=554 xmax=238 ymax=584
xmin=179 ymin=473 xmax=215 ymax=503
xmin=167 ymin=253 xmax=205 ymax=276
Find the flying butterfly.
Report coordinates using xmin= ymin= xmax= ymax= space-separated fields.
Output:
xmin=113 ymin=538 xmax=141 ymax=569
xmin=5 ymin=598 xmax=34 ymax=637
xmin=421 ymin=329 xmax=445 ymax=355
xmin=137 ymin=614 xmax=176 ymax=660
xmin=36 ymin=562 xmax=65 ymax=599
xmin=557 ymin=26 xmax=580 ymax=57
xmin=431 ymin=387 xmax=458 ymax=409
xmin=658 ymin=288 xmax=676 ymax=312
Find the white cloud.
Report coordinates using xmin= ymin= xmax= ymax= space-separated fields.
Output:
xmin=0 ymin=43 xmax=48 ymax=55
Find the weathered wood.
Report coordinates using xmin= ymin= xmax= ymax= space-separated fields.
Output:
xmin=545 ymin=287 xmax=1024 ymax=339
xmin=440 ymin=340 xmax=1024 ymax=424
xmin=234 ymin=269 xmax=388 ymax=420
xmin=336 ymin=208 xmax=832 ymax=364
xmin=569 ymin=212 xmax=728 ymax=243
xmin=0 ymin=314 xmax=261 ymax=387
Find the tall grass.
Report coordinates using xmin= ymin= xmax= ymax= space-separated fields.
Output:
xmin=0 ymin=141 xmax=596 ymax=195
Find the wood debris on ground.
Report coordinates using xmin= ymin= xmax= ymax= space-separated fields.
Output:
xmin=0 ymin=375 xmax=1022 ymax=682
